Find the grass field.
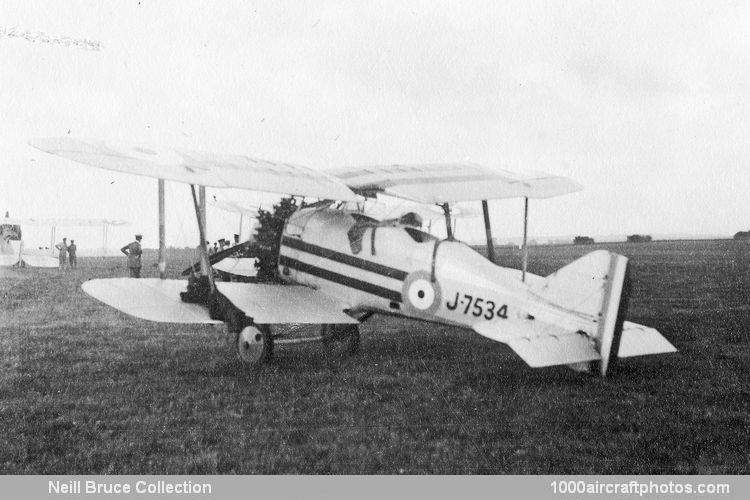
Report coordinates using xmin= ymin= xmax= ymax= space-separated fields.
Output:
xmin=1 ymin=240 xmax=748 ymax=474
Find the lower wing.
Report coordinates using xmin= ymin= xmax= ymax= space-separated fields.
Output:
xmin=81 ymin=278 xmax=357 ymax=325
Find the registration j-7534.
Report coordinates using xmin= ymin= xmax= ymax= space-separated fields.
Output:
xmin=445 ymin=292 xmax=509 ymax=320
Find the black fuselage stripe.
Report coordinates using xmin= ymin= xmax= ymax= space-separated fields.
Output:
xmin=279 ymin=255 xmax=402 ymax=302
xmin=281 ymin=236 xmax=408 ymax=281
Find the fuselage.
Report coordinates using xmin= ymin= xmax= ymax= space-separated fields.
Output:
xmin=277 ymin=207 xmax=593 ymax=333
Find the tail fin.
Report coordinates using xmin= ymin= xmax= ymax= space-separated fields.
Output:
xmin=533 ymin=250 xmax=629 ymax=376
xmin=474 ymin=250 xmax=675 ymax=376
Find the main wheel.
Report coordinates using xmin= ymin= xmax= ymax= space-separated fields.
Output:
xmin=237 ymin=324 xmax=273 ymax=364
xmin=320 ymin=323 xmax=360 ymax=357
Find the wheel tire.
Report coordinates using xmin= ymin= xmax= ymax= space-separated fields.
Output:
xmin=237 ymin=324 xmax=273 ymax=364
xmin=321 ymin=324 xmax=360 ymax=357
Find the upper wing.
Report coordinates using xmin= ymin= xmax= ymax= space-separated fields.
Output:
xmin=329 ymin=163 xmax=581 ymax=203
xmin=1 ymin=217 xmax=127 ymax=226
xmin=29 ymin=137 xmax=360 ymax=202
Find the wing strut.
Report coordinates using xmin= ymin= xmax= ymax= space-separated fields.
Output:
xmin=189 ymin=184 xmax=215 ymax=292
xmin=522 ymin=197 xmax=529 ymax=282
xmin=481 ymin=200 xmax=496 ymax=264
xmin=158 ymin=179 xmax=166 ymax=279
xmin=441 ymin=203 xmax=454 ymax=240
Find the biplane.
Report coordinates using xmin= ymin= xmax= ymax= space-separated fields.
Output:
xmin=1 ymin=214 xmax=127 ymax=267
xmin=29 ymin=137 xmax=676 ymax=376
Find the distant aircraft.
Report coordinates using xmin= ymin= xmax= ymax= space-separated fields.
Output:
xmin=204 ymin=196 xmax=260 ymax=279
xmin=1 ymin=214 xmax=128 ymax=267
xmin=30 ymin=137 xmax=676 ymax=376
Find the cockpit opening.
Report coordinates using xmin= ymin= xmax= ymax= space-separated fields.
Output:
xmin=403 ymin=226 xmax=437 ymax=243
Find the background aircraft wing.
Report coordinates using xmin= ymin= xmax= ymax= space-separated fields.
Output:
xmin=0 ymin=254 xmax=20 ymax=266
xmin=19 ymin=255 xmax=59 ymax=268
xmin=209 ymin=198 xmax=261 ymax=216
xmin=1 ymin=217 xmax=127 ymax=226
xmin=328 ymin=163 xmax=581 ymax=203
xmin=216 ymin=282 xmax=358 ymax=324
xmin=29 ymin=137 xmax=360 ymax=201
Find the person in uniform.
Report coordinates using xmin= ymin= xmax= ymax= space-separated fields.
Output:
xmin=55 ymin=237 xmax=68 ymax=269
xmin=121 ymin=234 xmax=143 ymax=278
xmin=67 ymin=240 xmax=77 ymax=269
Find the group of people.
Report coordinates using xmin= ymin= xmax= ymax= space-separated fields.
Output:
xmin=208 ymin=234 xmax=240 ymax=256
xmin=54 ymin=237 xmax=78 ymax=269
xmin=117 ymin=233 xmax=247 ymax=279
xmin=53 ymin=234 xmax=141 ymax=275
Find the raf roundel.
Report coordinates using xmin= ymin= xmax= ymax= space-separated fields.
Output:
xmin=401 ymin=271 xmax=442 ymax=316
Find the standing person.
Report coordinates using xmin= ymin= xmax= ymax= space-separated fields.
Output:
xmin=67 ymin=240 xmax=77 ymax=269
xmin=55 ymin=237 xmax=68 ymax=269
xmin=121 ymin=234 xmax=143 ymax=278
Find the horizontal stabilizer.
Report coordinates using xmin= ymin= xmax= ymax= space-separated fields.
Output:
xmin=473 ymin=320 xmax=600 ymax=368
xmin=619 ymin=321 xmax=677 ymax=358
xmin=216 ymin=282 xmax=358 ymax=324
xmin=507 ymin=335 xmax=601 ymax=367
xmin=82 ymin=278 xmax=222 ymax=323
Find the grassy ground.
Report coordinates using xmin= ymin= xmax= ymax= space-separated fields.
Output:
xmin=0 ymin=240 xmax=748 ymax=474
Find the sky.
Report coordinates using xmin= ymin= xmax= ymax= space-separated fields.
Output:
xmin=1 ymin=0 xmax=749 ymax=249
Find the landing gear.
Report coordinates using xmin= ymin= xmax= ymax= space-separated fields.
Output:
xmin=225 ymin=305 xmax=273 ymax=365
xmin=237 ymin=324 xmax=274 ymax=364
xmin=320 ymin=323 xmax=360 ymax=357
xmin=223 ymin=307 xmax=361 ymax=365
